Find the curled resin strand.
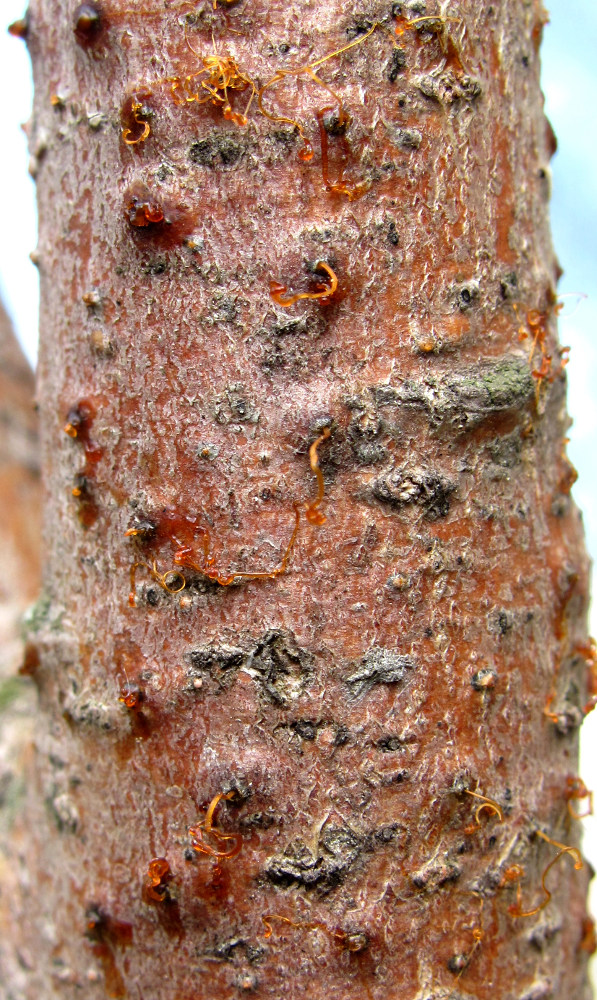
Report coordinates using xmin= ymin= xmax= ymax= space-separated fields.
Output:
xmin=262 ymin=914 xmax=326 ymax=939
xmin=455 ymin=921 xmax=484 ymax=981
xmin=122 ymin=100 xmax=151 ymax=144
xmin=581 ymin=638 xmax=597 ymax=714
xmin=316 ymin=107 xmax=370 ymax=201
xmin=168 ymin=26 xmax=256 ymax=125
xmin=256 ymin=77 xmax=314 ymax=161
xmin=499 ymin=864 xmax=525 ymax=890
xmin=305 ymin=426 xmax=332 ymax=526
xmin=270 ymin=261 xmax=338 ymax=308
xmin=258 ymin=22 xmax=387 ymax=162
xmin=262 ymin=915 xmax=363 ymax=951
xmin=395 ymin=13 xmax=458 ymax=42
xmin=509 ymin=830 xmax=583 ymax=919
xmin=565 ymin=777 xmax=593 ymax=821
xmin=128 ymin=560 xmax=186 ymax=606
xmin=174 ymin=505 xmax=301 ymax=586
xmin=393 ymin=11 xmax=466 ymax=71
xmin=145 ymin=857 xmax=173 ymax=902
xmin=189 ymin=791 xmax=242 ymax=860
xmin=465 ymin=789 xmax=504 ymax=827
xmin=514 ymin=304 xmax=554 ymax=402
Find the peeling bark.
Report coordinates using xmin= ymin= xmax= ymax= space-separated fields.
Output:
xmin=3 ymin=1 xmax=594 ymax=998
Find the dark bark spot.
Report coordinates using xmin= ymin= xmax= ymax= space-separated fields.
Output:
xmin=489 ymin=431 xmax=522 ymax=469
xmin=140 ymin=257 xmax=168 ymax=275
xmin=370 ymin=823 xmax=407 ymax=847
xmin=265 ymin=826 xmax=361 ymax=892
xmin=382 ymin=769 xmax=409 ymax=784
xmin=385 ymin=125 xmax=422 ymax=150
xmin=448 ymin=953 xmax=469 ymax=973
xmin=347 ymin=411 xmax=387 ymax=465
xmin=471 ymin=668 xmax=497 ymax=690
xmin=188 ymin=139 xmax=215 ymax=166
xmin=553 ymin=701 xmax=583 ymax=735
xmin=347 ymin=648 xmax=416 ymax=696
xmin=487 ymin=608 xmax=514 ymax=636
xmin=320 ymin=108 xmax=349 ymax=135
xmin=239 ymin=810 xmax=278 ymax=830
xmin=527 ymin=918 xmax=561 ymax=951
xmin=500 ymin=271 xmax=518 ymax=299
xmin=417 ymin=71 xmax=482 ymax=103
xmin=345 ymin=18 xmax=374 ymax=38
xmin=376 ymin=735 xmax=405 ymax=752
xmin=211 ymin=937 xmax=246 ymax=961
xmin=248 ymin=629 xmax=313 ymax=707
xmin=388 ymin=48 xmax=407 ymax=81
xmin=455 ymin=281 xmax=479 ymax=311
xmin=333 ymin=724 xmax=350 ymax=746
xmin=290 ymin=719 xmax=317 ymax=741
xmin=387 ymin=221 xmax=400 ymax=246
xmin=213 ymin=385 xmax=259 ymax=425
xmin=187 ymin=645 xmax=245 ymax=692
xmin=189 ymin=133 xmax=245 ymax=167
xmin=410 ymin=857 xmax=462 ymax=891
xmin=371 ymin=467 xmax=456 ymax=519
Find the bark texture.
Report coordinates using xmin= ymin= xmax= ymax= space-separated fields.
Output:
xmin=6 ymin=0 xmax=594 ymax=997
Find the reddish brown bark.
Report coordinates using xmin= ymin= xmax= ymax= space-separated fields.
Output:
xmin=3 ymin=1 xmax=594 ymax=998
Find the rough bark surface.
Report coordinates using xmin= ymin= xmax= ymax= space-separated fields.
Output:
xmin=5 ymin=0 xmax=594 ymax=998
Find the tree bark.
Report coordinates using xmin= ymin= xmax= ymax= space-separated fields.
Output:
xmin=5 ymin=0 xmax=594 ymax=997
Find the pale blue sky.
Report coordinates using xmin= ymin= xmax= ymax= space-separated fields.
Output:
xmin=1 ymin=0 xmax=596 ymax=917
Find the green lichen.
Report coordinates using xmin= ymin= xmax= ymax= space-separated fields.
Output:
xmin=473 ymin=356 xmax=534 ymax=410
xmin=21 ymin=592 xmax=64 ymax=639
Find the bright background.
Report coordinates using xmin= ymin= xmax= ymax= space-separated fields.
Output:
xmin=1 ymin=0 xmax=596 ymax=946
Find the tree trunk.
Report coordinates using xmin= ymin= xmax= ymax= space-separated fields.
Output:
xmin=5 ymin=0 xmax=594 ymax=997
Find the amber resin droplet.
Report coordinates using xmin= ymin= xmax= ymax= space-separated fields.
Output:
xmin=126 ymin=197 xmax=165 ymax=228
